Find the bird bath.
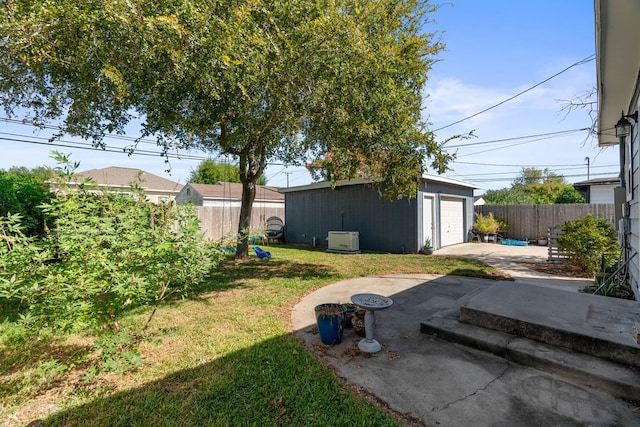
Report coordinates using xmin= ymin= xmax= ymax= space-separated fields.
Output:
xmin=350 ymin=293 xmax=393 ymax=353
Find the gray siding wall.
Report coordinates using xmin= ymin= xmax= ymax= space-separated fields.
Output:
xmin=284 ymin=184 xmax=418 ymax=253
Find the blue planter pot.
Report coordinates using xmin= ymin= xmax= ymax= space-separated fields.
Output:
xmin=315 ymin=303 xmax=345 ymax=345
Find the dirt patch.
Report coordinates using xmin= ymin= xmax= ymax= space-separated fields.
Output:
xmin=519 ymin=262 xmax=592 ymax=279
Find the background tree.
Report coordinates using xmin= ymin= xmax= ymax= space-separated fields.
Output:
xmin=512 ymin=167 xmax=565 ymax=187
xmin=0 ymin=0 xmax=449 ymax=258
xmin=482 ymin=188 xmax=535 ymax=205
xmin=0 ymin=166 xmax=53 ymax=236
xmin=189 ymin=159 xmax=266 ymax=185
xmin=554 ymin=186 xmax=586 ymax=204
xmin=483 ymin=167 xmax=584 ymax=205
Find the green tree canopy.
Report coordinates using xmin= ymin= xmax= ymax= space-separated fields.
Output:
xmin=189 ymin=159 xmax=266 ymax=185
xmin=512 ymin=167 xmax=566 ymax=187
xmin=0 ymin=166 xmax=53 ymax=236
xmin=0 ymin=0 xmax=449 ymax=257
xmin=482 ymin=188 xmax=535 ymax=205
xmin=554 ymin=186 xmax=586 ymax=204
xmin=483 ymin=168 xmax=584 ymax=205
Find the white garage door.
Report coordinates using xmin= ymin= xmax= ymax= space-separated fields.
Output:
xmin=440 ymin=197 xmax=465 ymax=247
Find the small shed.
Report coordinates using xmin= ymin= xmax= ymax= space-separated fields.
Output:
xmin=573 ymin=177 xmax=620 ymax=204
xmin=279 ymin=174 xmax=477 ymax=253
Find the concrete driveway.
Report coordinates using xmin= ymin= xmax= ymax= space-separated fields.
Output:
xmin=435 ymin=242 xmax=593 ymax=290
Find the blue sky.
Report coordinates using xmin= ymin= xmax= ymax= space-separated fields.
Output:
xmin=0 ymin=1 xmax=618 ymax=193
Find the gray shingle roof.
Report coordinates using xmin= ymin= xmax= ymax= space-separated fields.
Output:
xmin=75 ymin=167 xmax=183 ymax=192
xmin=187 ymin=182 xmax=283 ymax=201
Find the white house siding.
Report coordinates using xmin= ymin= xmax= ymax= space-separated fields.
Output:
xmin=590 ymin=186 xmax=616 ymax=204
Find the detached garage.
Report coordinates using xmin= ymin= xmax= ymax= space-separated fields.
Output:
xmin=280 ymin=174 xmax=477 ymax=253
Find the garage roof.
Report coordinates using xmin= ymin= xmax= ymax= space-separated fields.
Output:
xmin=278 ymin=173 xmax=478 ymax=193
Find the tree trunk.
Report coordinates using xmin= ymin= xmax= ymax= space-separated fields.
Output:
xmin=234 ymin=145 xmax=264 ymax=259
xmin=235 ymin=178 xmax=257 ymax=259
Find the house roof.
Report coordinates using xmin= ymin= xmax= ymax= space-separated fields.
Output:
xmin=595 ymin=0 xmax=640 ymax=146
xmin=74 ymin=167 xmax=183 ymax=192
xmin=185 ymin=182 xmax=284 ymax=201
xmin=278 ymin=173 xmax=478 ymax=193
xmin=573 ymin=176 xmax=620 ymax=186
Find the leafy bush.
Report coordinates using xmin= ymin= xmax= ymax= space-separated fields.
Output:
xmin=558 ymin=215 xmax=620 ymax=274
xmin=473 ymin=212 xmax=503 ymax=234
xmin=0 ymin=155 xmax=223 ymax=336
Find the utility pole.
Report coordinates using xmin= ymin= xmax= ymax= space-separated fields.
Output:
xmin=284 ymin=171 xmax=292 ymax=187
xmin=585 ymin=156 xmax=590 ymax=180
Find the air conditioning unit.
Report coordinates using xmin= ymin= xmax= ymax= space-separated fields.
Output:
xmin=327 ymin=231 xmax=360 ymax=253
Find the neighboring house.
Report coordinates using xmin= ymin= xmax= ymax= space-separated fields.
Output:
xmin=474 ymin=195 xmax=486 ymax=206
xmin=279 ymin=174 xmax=477 ymax=253
xmin=176 ymin=182 xmax=285 ymax=241
xmin=573 ymin=177 xmax=620 ymax=204
xmin=50 ymin=166 xmax=183 ymax=203
xmin=595 ymin=0 xmax=640 ymax=301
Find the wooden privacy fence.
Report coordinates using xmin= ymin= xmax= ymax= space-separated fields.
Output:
xmin=195 ymin=206 xmax=285 ymax=242
xmin=474 ymin=204 xmax=615 ymax=241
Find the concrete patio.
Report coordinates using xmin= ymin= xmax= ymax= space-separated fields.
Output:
xmin=291 ymin=243 xmax=640 ymax=426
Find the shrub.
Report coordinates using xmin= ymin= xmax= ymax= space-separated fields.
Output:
xmin=558 ymin=215 xmax=620 ymax=274
xmin=0 ymin=155 xmax=223 ymax=335
xmin=473 ymin=212 xmax=501 ymax=234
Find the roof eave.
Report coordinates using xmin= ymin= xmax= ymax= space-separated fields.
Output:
xmin=596 ymin=0 xmax=640 ymax=147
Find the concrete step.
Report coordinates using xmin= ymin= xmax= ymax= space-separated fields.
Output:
xmin=458 ymin=282 xmax=640 ymax=369
xmin=421 ymin=316 xmax=640 ymax=401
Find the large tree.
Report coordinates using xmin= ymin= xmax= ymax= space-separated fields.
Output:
xmin=0 ymin=0 xmax=449 ymax=258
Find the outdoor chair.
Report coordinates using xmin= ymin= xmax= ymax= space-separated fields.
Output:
xmin=469 ymin=227 xmax=482 ymax=243
xmin=265 ymin=216 xmax=285 ymax=244
xmin=253 ymin=246 xmax=272 ymax=260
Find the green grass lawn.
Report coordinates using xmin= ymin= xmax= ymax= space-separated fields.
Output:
xmin=0 ymin=245 xmax=506 ymax=426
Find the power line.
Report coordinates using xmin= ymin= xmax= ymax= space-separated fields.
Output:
xmin=0 ymin=116 xmax=162 ymax=147
xmin=445 ymin=128 xmax=589 ymax=149
xmin=434 ymin=54 xmax=596 ymax=133
xmin=452 ymin=164 xmax=616 ymax=177
xmin=0 ymin=133 xmax=209 ymax=161
xmin=455 ymin=136 xmax=554 ymax=157
xmin=454 ymin=160 xmax=615 ymax=168
xmin=450 ymin=170 xmax=617 ymax=183
xmin=0 ymin=114 xmax=611 ymax=184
